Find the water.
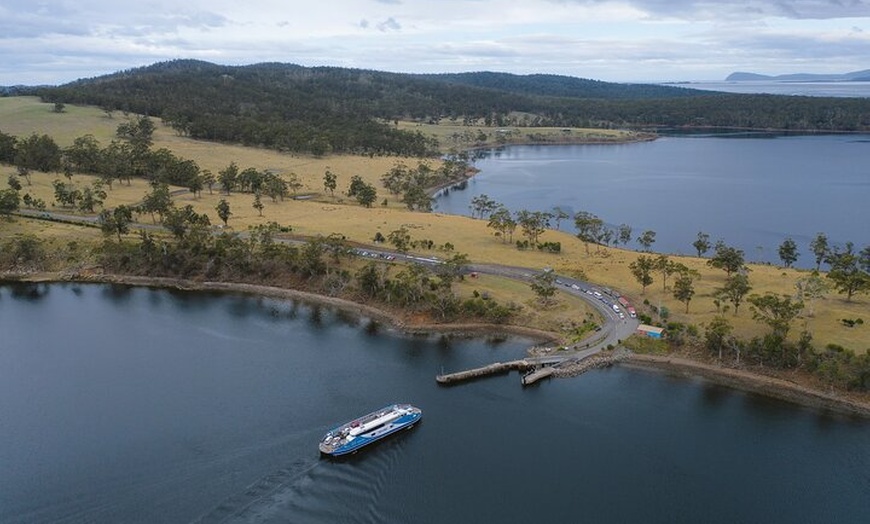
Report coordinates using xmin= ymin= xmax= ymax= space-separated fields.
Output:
xmin=664 ymin=81 xmax=870 ymax=98
xmin=1 ymin=282 xmax=868 ymax=523
xmin=435 ymin=135 xmax=870 ymax=266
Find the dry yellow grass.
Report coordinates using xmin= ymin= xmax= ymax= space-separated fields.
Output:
xmin=2 ymin=97 xmax=868 ymax=352
xmin=0 ymin=97 xmax=120 ymax=145
xmin=454 ymin=272 xmax=599 ymax=334
xmin=397 ymin=120 xmax=635 ymax=149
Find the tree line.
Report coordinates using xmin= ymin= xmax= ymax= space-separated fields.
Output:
xmin=30 ymin=60 xmax=870 ymax=161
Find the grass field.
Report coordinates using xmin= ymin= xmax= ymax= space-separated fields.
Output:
xmin=2 ymin=97 xmax=867 ymax=352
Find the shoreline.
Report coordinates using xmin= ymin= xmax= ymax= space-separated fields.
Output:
xmin=3 ymin=271 xmax=561 ymax=344
xmin=624 ymin=354 xmax=870 ymax=419
xmin=4 ymin=271 xmax=869 ymax=418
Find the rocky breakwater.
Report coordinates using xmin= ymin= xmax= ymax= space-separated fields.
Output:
xmin=553 ymin=348 xmax=633 ymax=378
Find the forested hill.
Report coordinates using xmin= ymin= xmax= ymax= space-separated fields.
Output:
xmin=418 ymin=71 xmax=700 ymax=99
xmin=34 ymin=60 xmax=870 ymax=157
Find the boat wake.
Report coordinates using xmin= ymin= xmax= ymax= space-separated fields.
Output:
xmin=192 ymin=459 xmax=319 ymax=524
xmin=199 ymin=441 xmax=408 ymax=523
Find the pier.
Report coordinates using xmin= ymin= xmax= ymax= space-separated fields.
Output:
xmin=436 ymin=360 xmax=532 ymax=384
xmin=521 ymin=366 xmax=555 ymax=386
xmin=436 ymin=348 xmax=633 ymax=386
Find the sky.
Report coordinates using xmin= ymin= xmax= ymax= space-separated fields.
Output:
xmin=2 ymin=0 xmax=870 ymax=85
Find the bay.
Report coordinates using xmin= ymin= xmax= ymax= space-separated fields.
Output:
xmin=1 ymin=283 xmax=868 ymax=523
xmin=664 ymin=81 xmax=870 ymax=98
xmin=435 ymin=135 xmax=870 ymax=266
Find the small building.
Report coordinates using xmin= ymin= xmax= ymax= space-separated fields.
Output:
xmin=636 ymin=324 xmax=665 ymax=339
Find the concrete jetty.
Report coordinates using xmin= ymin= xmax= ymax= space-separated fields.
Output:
xmin=435 ymin=348 xmax=634 ymax=387
xmin=436 ymin=359 xmax=531 ymax=385
xmin=521 ymin=366 xmax=555 ymax=386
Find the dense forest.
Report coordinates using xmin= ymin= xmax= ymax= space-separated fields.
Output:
xmin=30 ymin=59 xmax=870 ymax=156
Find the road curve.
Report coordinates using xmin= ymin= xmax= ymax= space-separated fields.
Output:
xmin=12 ymin=210 xmax=637 ymax=355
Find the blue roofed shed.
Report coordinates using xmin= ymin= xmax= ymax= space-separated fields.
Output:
xmin=636 ymin=324 xmax=665 ymax=339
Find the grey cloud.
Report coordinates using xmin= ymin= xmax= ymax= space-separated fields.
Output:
xmin=717 ymin=31 xmax=870 ymax=59
xmin=554 ymin=0 xmax=870 ymax=20
xmin=377 ymin=17 xmax=402 ymax=31
xmin=430 ymin=42 xmax=521 ymax=58
xmin=0 ymin=2 xmax=228 ymax=40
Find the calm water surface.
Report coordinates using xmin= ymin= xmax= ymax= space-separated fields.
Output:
xmin=664 ymin=81 xmax=870 ymax=98
xmin=436 ymin=135 xmax=870 ymax=266
xmin=1 ymin=283 xmax=868 ymax=523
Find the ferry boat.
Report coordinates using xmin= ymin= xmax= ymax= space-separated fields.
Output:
xmin=319 ymin=403 xmax=422 ymax=456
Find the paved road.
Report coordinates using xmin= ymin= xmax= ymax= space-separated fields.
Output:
xmin=14 ymin=210 xmax=638 ymax=355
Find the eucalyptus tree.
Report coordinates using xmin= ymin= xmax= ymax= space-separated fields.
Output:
xmin=388 ymin=226 xmax=412 ymax=253
xmin=708 ymin=241 xmax=746 ymax=276
xmin=0 ymin=188 xmax=20 ymax=216
xmin=7 ymin=174 xmax=21 ymax=191
xmin=14 ymin=133 xmax=62 ymax=173
xmin=573 ymin=210 xmax=604 ymax=255
xmin=98 ymin=205 xmax=134 ymax=242
xmin=859 ymin=245 xmax=870 ymax=273
xmin=748 ymin=293 xmax=804 ymax=339
xmin=162 ymin=204 xmax=210 ymax=240
xmin=356 ymin=262 xmax=387 ymax=300
xmin=809 ymin=233 xmax=829 ymax=271
xmin=323 ymin=169 xmax=337 ymax=196
xmin=64 ymin=134 xmax=103 ymax=174
xmin=470 ymin=194 xmax=498 ymax=219
xmin=629 ymin=255 xmax=655 ymax=294
xmin=348 ymin=175 xmax=377 ymax=207
xmin=637 ymin=230 xmax=657 ymax=252
xmin=218 ymin=162 xmax=239 ymax=195
xmin=187 ymin=173 xmax=204 ymax=199
xmin=216 ymin=199 xmax=232 ymax=226
xmin=693 ymin=231 xmax=711 ymax=257
xmin=673 ymin=272 xmax=697 ymax=313
xmin=552 ymin=206 xmax=570 ymax=230
xmin=777 ymin=238 xmax=799 ymax=268
xmin=264 ymin=173 xmax=288 ymax=202
xmin=77 ymin=182 xmax=107 ymax=213
xmin=655 ymin=255 xmax=684 ymax=291
xmin=794 ymin=271 xmax=828 ymax=317
xmin=201 ymin=170 xmax=216 ymax=194
xmin=617 ymin=224 xmax=632 ymax=247
xmin=514 ymin=210 xmax=550 ymax=245
xmin=381 ymin=163 xmax=409 ymax=198
xmin=705 ymin=316 xmax=733 ymax=361
xmin=0 ymin=130 xmax=16 ymax=163
xmin=826 ymin=242 xmax=870 ymax=301
xmin=436 ymin=252 xmax=470 ymax=285
xmin=487 ymin=206 xmax=517 ymax=243
xmin=716 ymin=273 xmax=752 ymax=316
xmin=402 ymin=184 xmax=433 ymax=212
xmin=139 ymin=182 xmax=172 ymax=223
xmin=299 ymin=237 xmax=327 ymax=278
xmin=115 ymin=115 xmax=155 ymax=151
xmin=530 ymin=270 xmax=557 ymax=305
xmin=286 ymin=172 xmax=303 ymax=196
xmin=252 ymin=192 xmax=264 ymax=216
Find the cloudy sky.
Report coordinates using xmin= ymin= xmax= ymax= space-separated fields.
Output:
xmin=2 ymin=0 xmax=870 ymax=85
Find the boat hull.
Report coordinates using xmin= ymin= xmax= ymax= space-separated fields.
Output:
xmin=319 ymin=404 xmax=422 ymax=456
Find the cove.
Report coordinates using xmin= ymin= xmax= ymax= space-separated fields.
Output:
xmin=1 ymin=282 xmax=868 ymax=523
xmin=436 ymin=134 xmax=870 ymax=267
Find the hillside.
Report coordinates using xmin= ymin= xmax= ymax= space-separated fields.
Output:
xmin=29 ymin=60 xmax=870 ymax=157
xmin=726 ymin=69 xmax=870 ymax=82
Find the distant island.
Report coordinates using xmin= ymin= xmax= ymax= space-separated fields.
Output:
xmin=726 ymin=69 xmax=870 ymax=82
